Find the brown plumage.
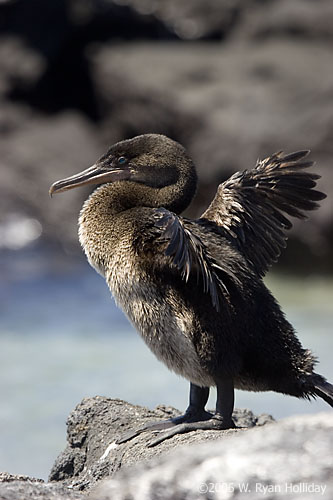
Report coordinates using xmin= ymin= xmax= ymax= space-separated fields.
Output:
xmin=50 ymin=134 xmax=332 ymax=445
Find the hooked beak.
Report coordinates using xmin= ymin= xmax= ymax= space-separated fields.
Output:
xmin=49 ymin=163 xmax=131 ymax=197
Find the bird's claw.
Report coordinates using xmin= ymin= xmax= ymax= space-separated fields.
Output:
xmin=116 ymin=418 xmax=176 ymax=445
xmin=116 ymin=429 xmax=142 ymax=445
xmin=116 ymin=411 xmax=233 ymax=447
xmin=147 ymin=417 xmax=236 ymax=447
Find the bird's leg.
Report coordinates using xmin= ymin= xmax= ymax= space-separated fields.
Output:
xmin=214 ymin=377 xmax=235 ymax=427
xmin=147 ymin=378 xmax=235 ymax=447
xmin=174 ymin=383 xmax=212 ymax=423
xmin=116 ymin=383 xmax=210 ymax=444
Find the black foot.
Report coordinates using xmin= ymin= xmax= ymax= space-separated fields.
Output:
xmin=148 ymin=414 xmax=235 ymax=447
xmin=116 ymin=409 xmax=213 ymax=445
xmin=117 ymin=379 xmax=235 ymax=447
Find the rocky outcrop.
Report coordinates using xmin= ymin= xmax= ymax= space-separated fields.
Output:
xmin=49 ymin=397 xmax=274 ymax=491
xmin=92 ymin=411 xmax=333 ymax=500
xmin=1 ymin=398 xmax=332 ymax=500
xmin=0 ymin=473 xmax=82 ymax=500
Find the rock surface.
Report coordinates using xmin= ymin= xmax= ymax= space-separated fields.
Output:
xmin=0 ymin=473 xmax=82 ymax=500
xmin=92 ymin=411 xmax=333 ymax=500
xmin=1 ymin=398 xmax=332 ymax=499
xmin=49 ymin=396 xmax=274 ymax=491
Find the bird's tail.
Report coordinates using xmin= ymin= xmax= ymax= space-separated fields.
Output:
xmin=313 ymin=377 xmax=333 ymax=407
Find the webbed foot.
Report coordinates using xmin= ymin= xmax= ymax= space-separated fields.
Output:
xmin=147 ymin=413 xmax=235 ymax=447
xmin=116 ymin=378 xmax=235 ymax=447
xmin=116 ymin=408 xmax=213 ymax=445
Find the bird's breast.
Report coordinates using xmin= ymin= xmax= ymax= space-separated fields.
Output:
xmin=78 ymin=205 xmax=214 ymax=387
xmin=104 ymin=253 xmax=214 ymax=387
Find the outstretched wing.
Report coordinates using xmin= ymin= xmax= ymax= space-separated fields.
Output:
xmin=152 ymin=208 xmax=232 ymax=312
xmin=200 ymin=151 xmax=326 ymax=277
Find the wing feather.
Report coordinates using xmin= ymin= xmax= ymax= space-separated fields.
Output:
xmin=153 ymin=208 xmax=231 ymax=311
xmin=201 ymin=150 xmax=326 ymax=277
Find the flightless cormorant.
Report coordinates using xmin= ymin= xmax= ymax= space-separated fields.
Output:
xmin=50 ymin=134 xmax=332 ymax=446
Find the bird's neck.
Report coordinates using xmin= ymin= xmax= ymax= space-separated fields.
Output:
xmin=78 ymin=176 xmax=196 ymax=275
xmin=82 ymin=176 xmax=196 ymax=218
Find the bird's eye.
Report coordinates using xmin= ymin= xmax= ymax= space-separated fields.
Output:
xmin=118 ymin=156 xmax=127 ymax=165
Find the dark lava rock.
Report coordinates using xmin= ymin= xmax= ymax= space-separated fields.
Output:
xmin=119 ymin=0 xmax=241 ymax=40
xmin=92 ymin=412 xmax=333 ymax=500
xmin=49 ymin=396 xmax=274 ymax=491
xmin=0 ymin=0 xmax=175 ymax=116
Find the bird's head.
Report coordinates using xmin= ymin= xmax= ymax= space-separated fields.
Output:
xmin=49 ymin=134 xmax=197 ymax=212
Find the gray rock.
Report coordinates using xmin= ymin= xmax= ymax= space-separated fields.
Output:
xmin=0 ymin=107 xmax=102 ymax=251
xmin=0 ymin=473 xmax=43 ymax=483
xmin=49 ymin=396 xmax=274 ymax=491
xmin=0 ymin=473 xmax=83 ymax=500
xmin=107 ymin=0 xmax=333 ymax=41
xmin=234 ymin=0 xmax=333 ymax=42
xmin=92 ymin=412 xmax=333 ymax=500
xmin=1 ymin=400 xmax=331 ymax=499
xmin=120 ymin=0 xmax=239 ymax=40
xmin=0 ymin=37 xmax=45 ymax=98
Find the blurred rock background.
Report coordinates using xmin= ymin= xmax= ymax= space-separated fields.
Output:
xmin=1 ymin=0 xmax=332 ymax=272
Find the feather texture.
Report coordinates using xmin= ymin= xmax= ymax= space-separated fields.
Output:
xmin=153 ymin=208 xmax=230 ymax=312
xmin=201 ymin=151 xmax=326 ymax=277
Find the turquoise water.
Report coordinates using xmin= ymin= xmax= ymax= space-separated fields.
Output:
xmin=0 ymin=258 xmax=332 ymax=480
